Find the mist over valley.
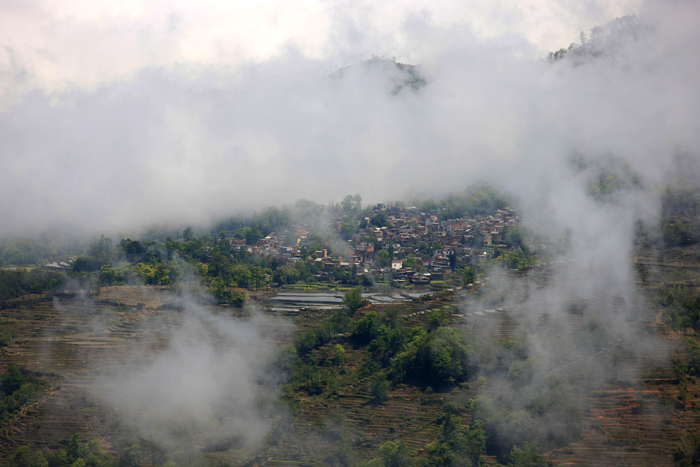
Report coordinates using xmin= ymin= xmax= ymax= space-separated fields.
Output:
xmin=2 ymin=1 xmax=700 ymax=466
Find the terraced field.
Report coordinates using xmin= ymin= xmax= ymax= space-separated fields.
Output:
xmin=0 ymin=286 xmax=292 ymax=463
xmin=1 ymin=276 xmax=698 ymax=466
xmin=260 ymin=271 xmax=696 ymax=466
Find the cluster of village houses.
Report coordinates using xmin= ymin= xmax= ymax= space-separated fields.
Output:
xmin=231 ymin=205 xmax=519 ymax=285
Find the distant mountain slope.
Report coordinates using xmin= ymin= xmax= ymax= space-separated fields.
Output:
xmin=332 ymin=55 xmax=427 ymax=95
xmin=548 ymin=15 xmax=651 ymax=63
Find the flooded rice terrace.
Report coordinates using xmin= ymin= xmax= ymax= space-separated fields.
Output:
xmin=266 ymin=289 xmax=433 ymax=313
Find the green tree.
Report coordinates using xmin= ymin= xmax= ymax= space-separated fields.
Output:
xmin=1 ymin=238 xmax=56 ymax=266
xmin=245 ymin=222 xmax=264 ymax=245
xmin=379 ymin=440 xmax=411 ymax=467
xmin=2 ymin=365 xmax=27 ymax=395
xmin=293 ymin=199 xmax=326 ymax=224
xmin=255 ymin=206 xmax=291 ymax=235
xmin=461 ymin=420 xmax=486 ymax=465
xmin=119 ymin=238 xmax=146 ymax=262
xmin=119 ymin=444 xmax=142 ymax=467
xmin=0 ymin=326 xmax=13 ymax=347
xmin=332 ymin=344 xmax=347 ymax=366
xmin=376 ymin=249 xmax=391 ymax=268
xmin=340 ymin=194 xmax=355 ymax=213
xmin=426 ymin=441 xmax=452 ymax=467
xmin=66 ymin=434 xmax=86 ymax=463
xmin=685 ymin=337 xmax=700 ymax=376
xmin=509 ymin=442 xmax=547 ymax=467
xmin=276 ymin=264 xmax=301 ymax=285
xmin=439 ymin=182 xmax=509 ymax=219
xmin=353 ymin=311 xmax=380 ymax=344
xmin=353 ymin=193 xmax=363 ymax=212
xmin=232 ymin=264 xmax=252 ymax=288
xmin=370 ymin=374 xmax=390 ymax=404
xmin=10 ymin=446 xmax=48 ymax=467
xmin=98 ymin=265 xmax=121 ymax=286
xmin=250 ymin=265 xmax=268 ymax=290
xmin=371 ymin=212 xmax=390 ymax=228
xmin=505 ymin=226 xmax=526 ymax=249
xmin=674 ymin=432 xmax=700 ymax=467
xmin=340 ymin=217 xmax=359 ymax=240
xmin=343 ymin=286 xmax=364 ymax=314
xmin=391 ymin=327 xmax=473 ymax=389
xmin=72 ymin=255 xmax=102 ymax=273
xmin=463 ymin=266 xmax=476 ymax=285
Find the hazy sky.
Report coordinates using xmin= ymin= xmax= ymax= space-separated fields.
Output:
xmin=1 ymin=0 xmax=696 ymax=235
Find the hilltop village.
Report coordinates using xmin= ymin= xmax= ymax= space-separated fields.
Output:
xmin=0 ymin=190 xmax=526 ymax=299
xmin=3 ymin=181 xmax=700 ymax=467
xmin=232 ymin=204 xmax=521 ymax=286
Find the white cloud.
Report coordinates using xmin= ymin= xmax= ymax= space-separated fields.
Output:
xmin=0 ymin=0 xmax=696 ymax=236
xmin=0 ymin=0 xmax=645 ymax=98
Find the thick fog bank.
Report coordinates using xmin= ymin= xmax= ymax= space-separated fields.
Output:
xmin=0 ymin=2 xmax=698 ymax=238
